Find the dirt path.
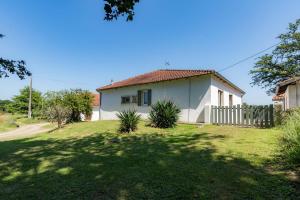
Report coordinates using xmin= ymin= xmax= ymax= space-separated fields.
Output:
xmin=0 ymin=123 xmax=51 ymax=141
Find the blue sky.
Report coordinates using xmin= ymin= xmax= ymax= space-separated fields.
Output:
xmin=0 ymin=0 xmax=299 ymax=104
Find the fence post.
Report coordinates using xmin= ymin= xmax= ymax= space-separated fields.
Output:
xmin=264 ymin=105 xmax=269 ymax=128
xmin=241 ymin=105 xmax=244 ymax=126
xmin=245 ymin=107 xmax=249 ymax=126
xmin=260 ymin=108 xmax=264 ymax=128
xmin=210 ymin=105 xmax=214 ymax=124
xmin=218 ymin=106 xmax=221 ymax=125
xmin=250 ymin=106 xmax=254 ymax=127
xmin=229 ymin=106 xmax=232 ymax=125
xmin=225 ymin=106 xmax=228 ymax=125
xmin=222 ymin=106 xmax=225 ymax=125
xmin=237 ymin=104 xmax=240 ymax=125
xmin=233 ymin=105 xmax=236 ymax=125
xmin=215 ymin=106 xmax=218 ymax=124
xmin=270 ymin=104 xmax=274 ymax=127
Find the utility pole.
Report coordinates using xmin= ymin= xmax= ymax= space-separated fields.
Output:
xmin=28 ymin=76 xmax=32 ymax=119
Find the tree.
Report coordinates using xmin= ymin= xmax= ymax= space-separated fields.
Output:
xmin=0 ymin=34 xmax=31 ymax=79
xmin=104 ymin=0 xmax=140 ymax=21
xmin=63 ymin=89 xmax=93 ymax=122
xmin=10 ymin=86 xmax=43 ymax=116
xmin=0 ymin=100 xmax=12 ymax=112
xmin=250 ymin=19 xmax=300 ymax=94
xmin=43 ymin=89 xmax=93 ymax=124
xmin=43 ymin=91 xmax=71 ymax=128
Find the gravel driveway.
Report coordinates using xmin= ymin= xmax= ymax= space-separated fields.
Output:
xmin=0 ymin=123 xmax=51 ymax=141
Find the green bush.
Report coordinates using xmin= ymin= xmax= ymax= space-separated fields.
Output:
xmin=281 ymin=108 xmax=300 ymax=163
xmin=149 ymin=100 xmax=180 ymax=128
xmin=117 ymin=110 xmax=141 ymax=133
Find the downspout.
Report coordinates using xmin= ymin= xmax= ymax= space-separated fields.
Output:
xmin=188 ymin=78 xmax=191 ymax=123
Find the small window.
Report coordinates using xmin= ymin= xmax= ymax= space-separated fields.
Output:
xmin=218 ymin=90 xmax=224 ymax=106
xmin=143 ymin=91 xmax=149 ymax=105
xmin=229 ymin=94 xmax=233 ymax=106
xmin=121 ymin=96 xmax=130 ymax=104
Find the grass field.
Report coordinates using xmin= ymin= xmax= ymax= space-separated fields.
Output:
xmin=0 ymin=121 xmax=298 ymax=199
xmin=0 ymin=113 xmax=44 ymax=132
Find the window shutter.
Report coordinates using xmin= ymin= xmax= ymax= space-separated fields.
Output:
xmin=148 ymin=89 xmax=152 ymax=106
xmin=137 ymin=90 xmax=142 ymax=106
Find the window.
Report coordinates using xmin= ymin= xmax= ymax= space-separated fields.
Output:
xmin=218 ymin=90 xmax=224 ymax=106
xmin=143 ymin=90 xmax=149 ymax=105
xmin=121 ymin=96 xmax=130 ymax=104
xmin=137 ymin=89 xmax=151 ymax=106
xmin=229 ymin=94 xmax=233 ymax=106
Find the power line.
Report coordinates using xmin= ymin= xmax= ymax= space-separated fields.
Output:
xmin=218 ymin=42 xmax=280 ymax=72
xmin=34 ymin=75 xmax=91 ymax=87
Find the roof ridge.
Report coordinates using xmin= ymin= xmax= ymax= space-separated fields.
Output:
xmin=158 ymin=69 xmax=214 ymax=71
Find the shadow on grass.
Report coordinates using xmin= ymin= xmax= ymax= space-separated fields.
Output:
xmin=0 ymin=131 xmax=296 ymax=199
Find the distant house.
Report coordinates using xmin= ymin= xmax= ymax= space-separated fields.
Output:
xmin=90 ymin=93 xmax=100 ymax=121
xmin=83 ymin=93 xmax=100 ymax=121
xmin=96 ymin=69 xmax=245 ymax=123
xmin=274 ymin=77 xmax=300 ymax=110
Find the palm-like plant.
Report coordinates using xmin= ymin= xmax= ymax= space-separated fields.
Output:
xmin=149 ymin=100 xmax=180 ymax=128
xmin=117 ymin=110 xmax=141 ymax=133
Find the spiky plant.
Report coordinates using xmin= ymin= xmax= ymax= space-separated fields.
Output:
xmin=117 ymin=110 xmax=141 ymax=133
xmin=149 ymin=100 xmax=180 ymax=128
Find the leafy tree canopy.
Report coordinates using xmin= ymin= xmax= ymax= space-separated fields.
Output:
xmin=104 ymin=0 xmax=140 ymax=21
xmin=0 ymin=99 xmax=12 ymax=112
xmin=0 ymin=34 xmax=31 ymax=79
xmin=250 ymin=19 xmax=300 ymax=94
xmin=9 ymin=86 xmax=43 ymax=116
xmin=44 ymin=89 xmax=93 ymax=123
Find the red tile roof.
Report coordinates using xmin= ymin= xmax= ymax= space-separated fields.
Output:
xmin=92 ymin=93 xmax=100 ymax=106
xmin=272 ymin=94 xmax=284 ymax=101
xmin=97 ymin=69 xmax=245 ymax=94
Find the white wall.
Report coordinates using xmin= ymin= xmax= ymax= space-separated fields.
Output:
xmin=286 ymin=82 xmax=300 ymax=109
xmin=100 ymin=75 xmax=243 ymax=123
xmin=91 ymin=106 xmax=100 ymax=121
xmin=210 ymin=76 xmax=243 ymax=106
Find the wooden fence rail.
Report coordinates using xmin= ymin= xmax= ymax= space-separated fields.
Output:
xmin=211 ymin=104 xmax=274 ymax=128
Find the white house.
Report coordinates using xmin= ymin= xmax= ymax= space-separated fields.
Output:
xmin=82 ymin=93 xmax=100 ymax=121
xmin=96 ymin=69 xmax=245 ymax=123
xmin=91 ymin=93 xmax=100 ymax=121
xmin=274 ymin=77 xmax=300 ymax=110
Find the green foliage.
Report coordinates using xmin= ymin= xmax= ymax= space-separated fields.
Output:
xmin=149 ymin=100 xmax=181 ymax=128
xmin=0 ymin=100 xmax=12 ymax=112
xmin=274 ymin=104 xmax=284 ymax=126
xmin=250 ymin=19 xmax=300 ymax=94
xmin=62 ymin=89 xmax=93 ymax=122
xmin=281 ymin=108 xmax=300 ymax=163
xmin=43 ymin=89 xmax=93 ymax=126
xmin=104 ymin=0 xmax=140 ymax=21
xmin=43 ymin=91 xmax=71 ymax=128
xmin=0 ymin=121 xmax=296 ymax=199
xmin=117 ymin=110 xmax=140 ymax=133
xmin=0 ymin=34 xmax=31 ymax=79
xmin=9 ymin=86 xmax=43 ymax=117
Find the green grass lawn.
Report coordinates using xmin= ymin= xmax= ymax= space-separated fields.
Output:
xmin=0 ymin=121 xmax=298 ymax=199
xmin=0 ymin=113 xmax=44 ymax=132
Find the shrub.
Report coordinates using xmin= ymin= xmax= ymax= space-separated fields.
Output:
xmin=149 ymin=100 xmax=180 ymax=128
xmin=117 ymin=110 xmax=141 ymax=133
xmin=45 ymin=105 xmax=71 ymax=128
xmin=43 ymin=91 xmax=71 ymax=128
xmin=274 ymin=104 xmax=284 ymax=126
xmin=281 ymin=108 xmax=300 ymax=163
